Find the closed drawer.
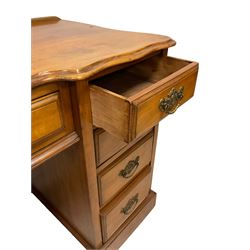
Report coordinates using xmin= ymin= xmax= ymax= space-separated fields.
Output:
xmin=32 ymin=82 xmax=74 ymax=154
xmin=100 ymin=167 xmax=152 ymax=242
xmin=98 ymin=132 xmax=153 ymax=206
xmin=94 ymin=128 xmax=127 ymax=166
xmin=90 ymin=54 xmax=198 ymax=142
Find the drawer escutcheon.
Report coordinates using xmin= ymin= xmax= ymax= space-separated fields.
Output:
xmin=119 ymin=156 xmax=140 ymax=178
xmin=121 ymin=193 xmax=139 ymax=215
xmin=159 ymin=86 xmax=184 ymax=114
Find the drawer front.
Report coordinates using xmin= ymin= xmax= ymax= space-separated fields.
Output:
xmin=32 ymin=83 xmax=74 ymax=154
xmin=90 ymin=55 xmax=198 ymax=143
xmin=100 ymin=167 xmax=152 ymax=242
xmin=134 ymin=69 xmax=198 ymax=138
xmin=98 ymin=132 xmax=153 ymax=206
xmin=94 ymin=128 xmax=127 ymax=166
xmin=32 ymin=92 xmax=63 ymax=142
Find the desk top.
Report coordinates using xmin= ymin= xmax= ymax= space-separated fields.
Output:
xmin=32 ymin=17 xmax=175 ymax=86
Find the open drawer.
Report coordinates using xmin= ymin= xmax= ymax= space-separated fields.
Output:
xmin=90 ymin=54 xmax=198 ymax=142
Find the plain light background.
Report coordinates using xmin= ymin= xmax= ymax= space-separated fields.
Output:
xmin=1 ymin=0 xmax=250 ymax=249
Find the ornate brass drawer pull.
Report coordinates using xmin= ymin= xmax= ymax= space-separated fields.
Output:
xmin=121 ymin=193 xmax=139 ymax=215
xmin=119 ymin=156 xmax=140 ymax=178
xmin=159 ymin=86 xmax=184 ymax=114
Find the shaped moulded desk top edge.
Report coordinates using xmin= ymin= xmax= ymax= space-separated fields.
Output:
xmin=32 ymin=17 xmax=176 ymax=87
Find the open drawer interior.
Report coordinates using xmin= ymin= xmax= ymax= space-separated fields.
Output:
xmin=90 ymin=53 xmax=198 ymax=142
xmin=90 ymin=54 xmax=191 ymax=98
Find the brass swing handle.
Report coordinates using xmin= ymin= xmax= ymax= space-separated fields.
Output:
xmin=159 ymin=86 xmax=184 ymax=114
xmin=121 ymin=193 xmax=139 ymax=215
xmin=119 ymin=156 xmax=140 ymax=178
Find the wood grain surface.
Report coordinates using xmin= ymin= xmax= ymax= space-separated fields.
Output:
xmin=100 ymin=166 xmax=152 ymax=242
xmin=94 ymin=128 xmax=127 ymax=166
xmin=98 ymin=133 xmax=154 ymax=206
xmin=32 ymin=82 xmax=75 ymax=154
xmin=32 ymin=17 xmax=175 ymax=86
xmin=90 ymin=55 xmax=198 ymax=142
xmin=32 ymin=81 xmax=103 ymax=248
xmin=101 ymin=190 xmax=156 ymax=249
xmin=31 ymin=16 xmax=198 ymax=249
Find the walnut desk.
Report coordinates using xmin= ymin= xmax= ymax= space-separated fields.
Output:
xmin=31 ymin=17 xmax=199 ymax=249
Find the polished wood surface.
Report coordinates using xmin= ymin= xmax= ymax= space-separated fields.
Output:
xmin=148 ymin=125 xmax=159 ymax=188
xmin=32 ymin=93 xmax=62 ymax=141
xmin=135 ymin=64 xmax=198 ymax=137
xmin=32 ymin=81 xmax=103 ymax=248
xmin=32 ymin=142 xmax=101 ymax=247
xmin=32 ymin=17 xmax=198 ymax=250
xmin=98 ymin=132 xmax=154 ymax=206
xmin=96 ymin=128 xmax=154 ymax=174
xmin=90 ymin=55 xmax=198 ymax=142
xmin=90 ymin=85 xmax=130 ymax=141
xmin=100 ymin=166 xmax=152 ymax=242
xmin=73 ymin=81 xmax=103 ymax=247
xmin=32 ymin=131 xmax=79 ymax=169
xmin=94 ymin=128 xmax=127 ymax=166
xmin=101 ymin=191 xmax=156 ymax=249
xmin=32 ymin=82 xmax=74 ymax=154
xmin=32 ymin=17 xmax=175 ymax=86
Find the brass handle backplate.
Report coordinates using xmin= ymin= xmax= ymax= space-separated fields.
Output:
xmin=121 ymin=193 xmax=139 ymax=215
xmin=119 ymin=156 xmax=140 ymax=178
xmin=159 ymin=86 xmax=184 ymax=114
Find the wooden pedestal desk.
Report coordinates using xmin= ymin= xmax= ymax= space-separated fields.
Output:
xmin=31 ymin=17 xmax=199 ymax=249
